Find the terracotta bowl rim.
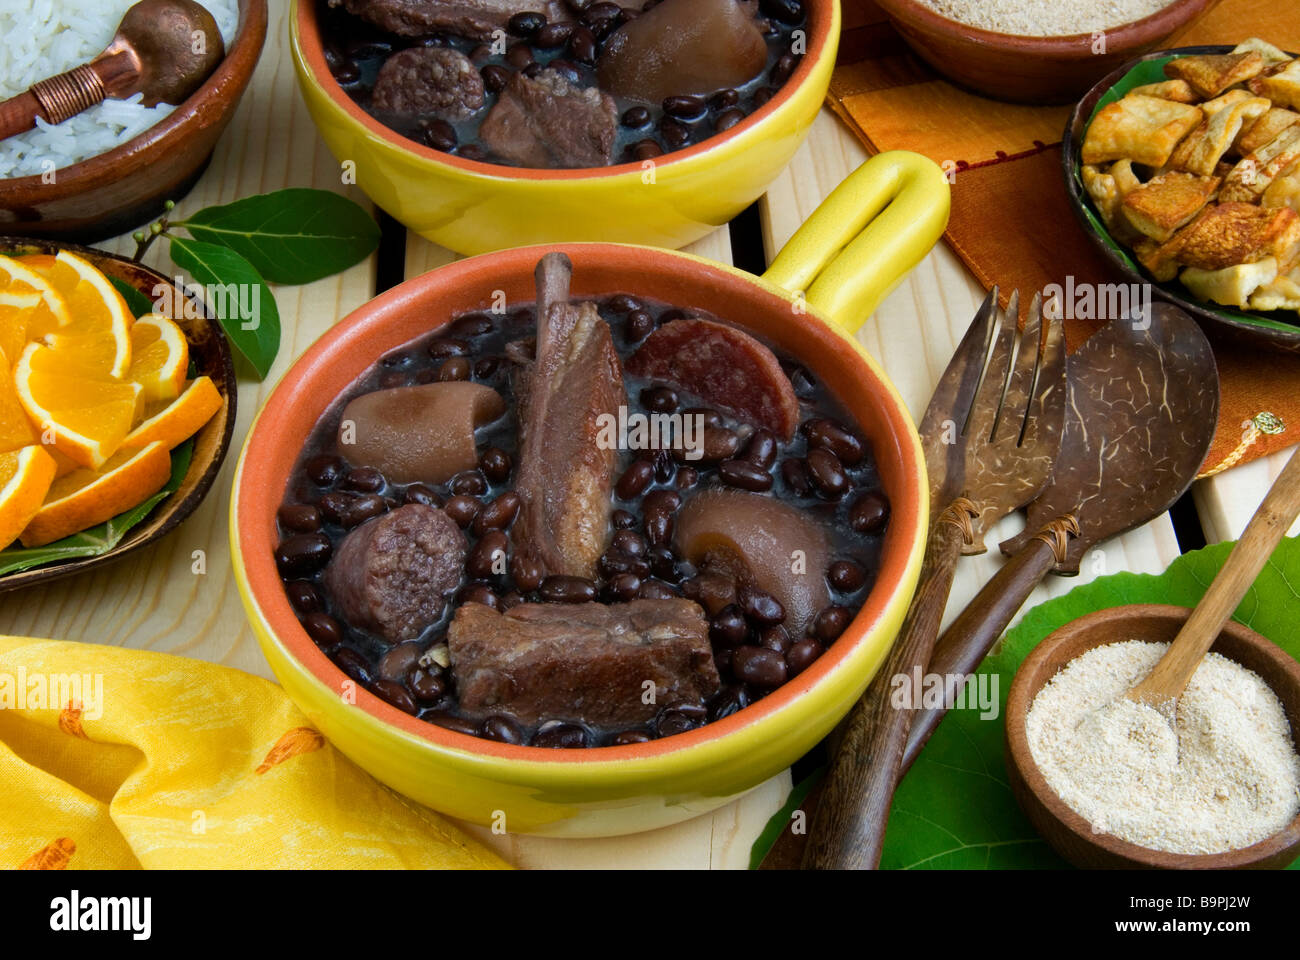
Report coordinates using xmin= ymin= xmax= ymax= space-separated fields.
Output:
xmin=291 ymin=0 xmax=839 ymax=182
xmin=872 ymin=0 xmax=1215 ymax=52
xmin=1005 ymin=602 xmax=1300 ymax=869
xmin=0 ymin=0 xmax=268 ymax=200
xmin=233 ymin=241 xmax=926 ymax=768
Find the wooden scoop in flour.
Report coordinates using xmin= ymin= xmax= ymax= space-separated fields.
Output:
xmin=1128 ymin=446 xmax=1300 ymax=710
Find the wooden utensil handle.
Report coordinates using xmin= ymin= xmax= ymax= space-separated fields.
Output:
xmin=0 ymin=92 xmax=44 ymax=141
xmin=803 ymin=510 xmax=968 ymax=870
xmin=1131 ymin=446 xmax=1300 ymax=705
xmin=901 ymin=533 xmax=1060 ymax=774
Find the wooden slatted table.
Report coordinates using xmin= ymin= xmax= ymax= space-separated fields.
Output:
xmin=0 ymin=0 xmax=1276 ymax=868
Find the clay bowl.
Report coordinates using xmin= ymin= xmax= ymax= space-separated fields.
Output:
xmin=0 ymin=238 xmax=236 ymax=593
xmin=1065 ymin=45 xmax=1300 ymax=354
xmin=871 ymin=0 xmax=1217 ymax=104
xmin=291 ymin=0 xmax=841 ymax=254
xmin=0 ymin=0 xmax=267 ymax=244
xmin=1005 ymin=604 xmax=1300 ymax=869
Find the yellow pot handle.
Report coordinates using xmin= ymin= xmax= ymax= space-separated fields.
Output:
xmin=763 ymin=151 xmax=951 ymax=334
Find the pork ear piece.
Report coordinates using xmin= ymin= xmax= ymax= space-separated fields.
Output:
xmin=512 ymin=253 xmax=624 ymax=578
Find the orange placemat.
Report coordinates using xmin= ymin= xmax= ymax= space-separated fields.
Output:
xmin=830 ymin=0 xmax=1300 ymax=476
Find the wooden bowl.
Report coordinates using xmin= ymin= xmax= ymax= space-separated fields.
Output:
xmin=871 ymin=0 xmax=1218 ymax=104
xmin=1065 ymin=45 xmax=1300 ymax=354
xmin=1005 ymin=604 xmax=1300 ymax=869
xmin=0 ymin=238 xmax=237 ymax=593
xmin=0 ymin=0 xmax=267 ymax=244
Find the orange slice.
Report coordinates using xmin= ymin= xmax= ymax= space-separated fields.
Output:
xmin=26 ymin=252 xmax=132 ymax=378
xmin=20 ymin=441 xmax=169 ymax=548
xmin=0 ymin=290 xmax=41 ymax=366
xmin=13 ymin=342 xmax=142 ymax=469
xmin=0 ymin=255 xmax=70 ymax=349
xmin=0 ymin=445 xmax=57 ymax=551
xmin=127 ymin=315 xmax=188 ymax=403
xmin=121 ymin=376 xmax=222 ymax=453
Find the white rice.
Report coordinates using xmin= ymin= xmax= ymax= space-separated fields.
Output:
xmin=0 ymin=0 xmax=240 ymax=179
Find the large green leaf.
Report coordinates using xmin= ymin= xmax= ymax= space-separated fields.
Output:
xmin=169 ymin=236 xmax=280 ymax=379
xmin=0 ymin=441 xmax=194 ymax=578
xmin=179 ymin=188 xmax=380 ymax=285
xmin=879 ymin=535 xmax=1300 ymax=870
xmin=107 ymin=275 xmax=155 ymax=320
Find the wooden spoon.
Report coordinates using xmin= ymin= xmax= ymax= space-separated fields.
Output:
xmin=0 ymin=0 xmax=225 ymax=142
xmin=1128 ymin=446 xmax=1300 ymax=710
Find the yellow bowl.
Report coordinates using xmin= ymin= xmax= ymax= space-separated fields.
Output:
xmin=290 ymin=0 xmax=841 ymax=255
xmin=232 ymin=153 xmax=949 ymax=837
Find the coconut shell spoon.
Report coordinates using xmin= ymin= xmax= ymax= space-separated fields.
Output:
xmin=0 ymin=0 xmax=225 ymax=142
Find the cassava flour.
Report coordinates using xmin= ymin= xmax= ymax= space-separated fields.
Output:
xmin=916 ymin=0 xmax=1175 ymax=38
xmin=1026 ymin=640 xmax=1300 ymax=855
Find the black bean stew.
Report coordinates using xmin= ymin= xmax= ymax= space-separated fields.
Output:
xmin=318 ymin=0 xmax=809 ymax=169
xmin=275 ymin=274 xmax=890 ymax=749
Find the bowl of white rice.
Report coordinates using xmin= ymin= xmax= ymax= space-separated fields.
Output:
xmin=0 ymin=0 xmax=267 ymax=241
xmin=870 ymin=0 xmax=1219 ymax=104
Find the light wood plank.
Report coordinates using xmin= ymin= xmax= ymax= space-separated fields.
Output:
xmin=1195 ymin=444 xmax=1300 ymax=544
xmin=760 ymin=113 xmax=1182 ymax=634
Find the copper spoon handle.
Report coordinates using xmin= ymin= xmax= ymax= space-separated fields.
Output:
xmin=0 ymin=64 xmax=109 ymax=141
xmin=1129 ymin=446 xmax=1300 ymax=707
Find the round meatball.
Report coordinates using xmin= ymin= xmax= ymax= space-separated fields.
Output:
xmin=371 ymin=47 xmax=485 ymax=119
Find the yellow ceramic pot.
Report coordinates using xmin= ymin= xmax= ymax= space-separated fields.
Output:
xmin=290 ymin=0 xmax=841 ymax=255
xmin=232 ymin=152 xmax=949 ymax=837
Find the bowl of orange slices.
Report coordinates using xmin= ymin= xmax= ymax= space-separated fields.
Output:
xmin=0 ymin=238 xmax=235 ymax=591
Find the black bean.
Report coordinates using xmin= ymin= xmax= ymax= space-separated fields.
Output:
xmin=421 ymin=118 xmax=458 ymax=151
xmin=457 ymin=144 xmax=489 ymax=162
xmin=404 ymin=483 xmax=443 ymax=508
xmin=429 ymin=712 xmax=480 ymax=736
xmin=459 ymin=583 xmax=499 ymax=609
xmin=276 ymin=533 xmax=332 ymax=578
xmin=448 ymin=312 xmax=493 ymax=338
xmin=653 ymin=448 xmax=675 ymax=483
xmin=535 ymin=21 xmax=573 ymax=48
xmin=719 ymin=459 xmax=773 ymax=492
xmin=609 ymin=294 xmax=641 ymax=313
xmin=331 ymin=60 xmax=360 ymax=84
xmin=708 ymin=685 xmax=749 ymax=721
xmin=849 ymin=491 xmax=890 ymax=535
xmin=642 ymin=489 xmax=681 ymax=545
xmin=473 ymin=492 xmax=521 ymax=535
xmin=740 ymin=585 xmax=785 ymax=626
xmin=806 ymin=448 xmax=848 ymax=499
xmin=565 ymin=0 xmax=593 ymax=11
xmin=506 ymin=42 xmax=535 ymax=69
xmin=804 ymin=418 xmax=865 ymax=465
xmin=286 ymin=580 xmax=323 ymax=614
xmin=303 ymin=612 xmax=342 ymax=649
xmin=305 ymin=454 xmax=344 ymax=487
xmin=647 ymin=545 xmax=681 ymax=582
xmin=714 ymin=108 xmax=746 ymax=133
xmin=318 ymin=492 xmax=387 ymax=528
xmin=450 ymin=470 xmax=488 ymax=496
xmin=500 ymin=590 xmax=524 ymax=610
xmin=612 ymin=729 xmax=651 ymax=745
xmin=507 ymin=11 xmax=546 ymax=35
xmin=656 ymin=704 xmax=706 ymax=737
xmin=663 ymin=95 xmax=706 ymax=121
xmin=621 ymin=105 xmax=651 ymax=128
xmin=444 ymin=495 xmax=481 ymax=528
xmin=699 ymin=426 xmax=740 ymax=463
xmin=640 ymin=385 xmax=678 ymax=413
xmin=813 ymin=605 xmax=852 ymax=643
xmin=612 ymin=509 xmax=637 ymax=529
xmin=659 ymin=116 xmax=690 ymax=148
xmin=278 ymin=503 xmax=321 ymax=533
xmin=372 ymin=678 xmax=418 ymax=715
xmin=607 ymin=572 xmax=642 ymax=601
xmin=675 ymin=466 xmax=698 ymax=490
xmin=510 ymin=552 xmax=545 ymax=592
xmin=539 ymin=575 xmax=597 ymax=603
xmin=548 ymin=58 xmax=583 ymax=85
xmin=638 ymin=579 xmax=678 ymax=600
xmin=481 ymin=64 xmax=510 ymax=94
xmin=611 ymin=529 xmax=647 ymax=557
xmin=568 ymin=25 xmax=597 ymax=64
xmin=409 ymin=667 xmax=447 ymax=703
xmin=710 ymin=604 xmax=749 ymax=648
xmin=478 ymin=446 xmax=512 ymax=484
xmin=786 ymin=638 xmax=820 ymax=677
xmin=714 ymin=647 xmax=733 ymax=677
xmin=522 ymin=62 xmax=543 ymax=78
xmin=828 ymin=559 xmax=867 ymax=593
xmin=428 ymin=337 xmax=470 ymax=359
xmin=753 ymin=86 xmax=775 ymax=108
xmin=333 ymin=647 xmax=371 ymax=684
xmin=585 ymin=1 xmax=623 ymax=23
xmin=378 ymin=642 xmax=423 ymax=682
xmin=733 ymin=646 xmax=788 ymax=689
xmin=474 ymin=355 xmax=502 ymax=380
xmin=770 ymin=51 xmax=798 ymax=86
xmin=614 ymin=460 xmax=652 ymax=501
xmin=342 ymin=466 xmax=385 ymax=493
xmin=740 ymin=429 xmax=777 ymax=468
xmin=598 ymin=550 xmax=650 ymax=580
xmin=438 ymin=356 xmax=470 ymax=382
xmin=759 ymin=624 xmax=792 ymax=654
xmin=467 ymin=530 xmax=509 ymax=579
xmin=760 ymin=0 xmax=804 ymax=24
xmin=632 ymin=139 xmax=664 ymax=162
xmin=710 ymin=88 xmax=740 ymax=110
xmin=625 ymin=312 xmax=656 ymax=346
xmin=481 ymin=715 xmax=524 ymax=744
xmin=784 ymin=362 xmax=816 ymax=398
xmin=781 ymin=458 xmax=812 ymax=496
xmin=533 ymin=722 xmax=588 ymax=748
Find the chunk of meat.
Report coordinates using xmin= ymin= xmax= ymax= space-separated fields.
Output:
xmin=324 ymin=504 xmax=467 ymax=642
xmin=337 ymin=382 xmax=505 ymax=484
xmin=597 ymin=0 xmax=768 ymax=103
xmin=479 ymin=69 xmax=618 ymax=169
xmin=513 ymin=254 xmax=624 ymax=578
xmin=371 ymin=47 xmax=484 ymax=119
xmin=339 ymin=0 xmax=559 ymax=41
xmin=675 ymin=489 xmax=831 ymax=638
xmin=448 ymin=599 xmax=720 ymax=726
xmin=626 ymin=318 xmax=800 ymax=440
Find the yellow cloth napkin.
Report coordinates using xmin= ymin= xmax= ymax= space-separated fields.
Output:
xmin=0 ymin=636 xmax=507 ymax=869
